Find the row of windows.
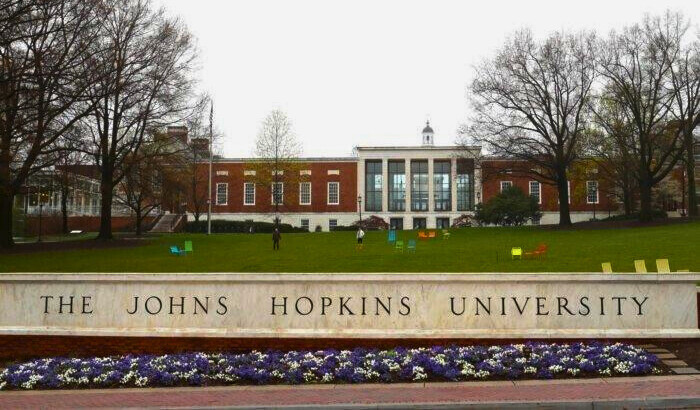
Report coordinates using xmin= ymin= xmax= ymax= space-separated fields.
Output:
xmin=215 ymin=182 xmax=340 ymax=206
xmin=365 ymin=160 xmax=474 ymax=212
xmin=499 ymin=180 xmax=599 ymax=204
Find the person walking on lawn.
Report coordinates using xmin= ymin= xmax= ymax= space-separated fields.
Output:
xmin=356 ymin=227 xmax=365 ymax=248
xmin=272 ymin=228 xmax=281 ymax=250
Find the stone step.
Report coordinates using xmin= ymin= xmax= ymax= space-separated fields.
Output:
xmin=662 ymin=360 xmax=688 ymax=367
xmin=672 ymin=367 xmax=700 ymax=375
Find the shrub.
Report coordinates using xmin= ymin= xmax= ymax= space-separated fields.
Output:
xmin=475 ymin=186 xmax=542 ymax=226
xmin=451 ymin=214 xmax=473 ymax=228
xmin=352 ymin=215 xmax=389 ymax=230
xmin=183 ymin=220 xmax=307 ymax=234
xmin=599 ymin=210 xmax=667 ymax=222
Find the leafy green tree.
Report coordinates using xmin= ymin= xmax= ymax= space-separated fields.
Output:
xmin=475 ymin=186 xmax=542 ymax=226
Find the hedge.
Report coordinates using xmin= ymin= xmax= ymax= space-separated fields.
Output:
xmin=184 ymin=220 xmax=308 ymax=234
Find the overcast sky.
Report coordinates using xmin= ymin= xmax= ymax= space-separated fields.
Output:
xmin=154 ymin=0 xmax=700 ymax=158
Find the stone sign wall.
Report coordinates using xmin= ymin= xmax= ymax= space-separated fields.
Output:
xmin=0 ymin=273 xmax=698 ymax=339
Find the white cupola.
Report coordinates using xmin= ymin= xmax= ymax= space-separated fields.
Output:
xmin=421 ymin=120 xmax=434 ymax=146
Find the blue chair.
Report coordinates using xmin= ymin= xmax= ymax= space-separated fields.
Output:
xmin=407 ymin=239 xmax=416 ymax=253
xmin=170 ymin=245 xmax=185 ymax=256
xmin=387 ymin=230 xmax=396 ymax=243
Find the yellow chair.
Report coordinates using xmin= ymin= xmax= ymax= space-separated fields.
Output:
xmin=634 ymin=260 xmax=647 ymax=273
xmin=511 ymin=247 xmax=522 ymax=260
xmin=601 ymin=262 xmax=612 ymax=273
xmin=655 ymin=259 xmax=670 ymax=273
xmin=677 ymin=269 xmax=690 ymax=273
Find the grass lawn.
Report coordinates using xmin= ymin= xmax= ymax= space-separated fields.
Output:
xmin=1 ymin=221 xmax=699 ymax=273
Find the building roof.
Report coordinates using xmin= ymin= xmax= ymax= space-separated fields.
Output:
xmin=422 ymin=121 xmax=434 ymax=134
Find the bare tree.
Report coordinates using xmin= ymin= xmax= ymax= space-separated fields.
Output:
xmin=248 ymin=110 xmax=303 ymax=226
xmin=596 ymin=12 xmax=686 ymax=221
xmin=54 ymin=147 xmax=89 ymax=234
xmin=588 ymin=95 xmax=640 ymax=215
xmin=0 ymin=0 xmax=102 ymax=248
xmin=465 ymin=29 xmax=597 ymax=226
xmin=114 ymin=148 xmax=161 ymax=236
xmin=79 ymin=0 xmax=198 ymax=240
xmin=669 ymin=33 xmax=700 ymax=216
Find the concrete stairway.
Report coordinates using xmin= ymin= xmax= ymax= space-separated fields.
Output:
xmin=149 ymin=214 xmax=182 ymax=233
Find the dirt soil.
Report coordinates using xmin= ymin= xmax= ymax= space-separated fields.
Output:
xmin=655 ymin=340 xmax=700 ymax=369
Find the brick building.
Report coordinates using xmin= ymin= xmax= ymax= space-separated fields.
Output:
xmin=196 ymin=122 xmax=628 ymax=229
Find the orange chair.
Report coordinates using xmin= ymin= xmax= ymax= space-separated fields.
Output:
xmin=428 ymin=231 xmax=437 ymax=239
xmin=524 ymin=243 xmax=548 ymax=259
xmin=418 ymin=231 xmax=429 ymax=241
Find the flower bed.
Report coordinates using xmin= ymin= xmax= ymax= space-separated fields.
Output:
xmin=0 ymin=342 xmax=661 ymax=390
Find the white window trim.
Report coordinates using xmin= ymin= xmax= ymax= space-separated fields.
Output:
xmin=215 ymin=183 xmax=228 ymax=206
xmin=529 ymin=181 xmax=542 ymax=204
xmin=327 ymin=182 xmax=340 ymax=205
xmin=500 ymin=181 xmax=513 ymax=192
xmin=586 ymin=180 xmax=599 ymax=204
xmin=271 ymin=182 xmax=284 ymax=205
xmin=299 ymin=182 xmax=312 ymax=205
xmin=243 ymin=182 xmax=255 ymax=206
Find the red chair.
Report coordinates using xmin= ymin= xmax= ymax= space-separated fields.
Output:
xmin=524 ymin=243 xmax=548 ymax=259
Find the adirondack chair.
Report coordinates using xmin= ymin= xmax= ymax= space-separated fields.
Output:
xmin=407 ymin=239 xmax=416 ymax=253
xmin=428 ymin=231 xmax=437 ymax=239
xmin=511 ymin=247 xmax=522 ymax=260
xmin=601 ymin=262 xmax=613 ymax=273
xmin=395 ymin=240 xmax=404 ymax=253
xmin=634 ymin=260 xmax=647 ymax=273
xmin=387 ymin=230 xmax=396 ymax=243
xmin=442 ymin=229 xmax=450 ymax=240
xmin=169 ymin=245 xmax=185 ymax=256
xmin=184 ymin=241 xmax=193 ymax=254
xmin=524 ymin=243 xmax=548 ymax=259
xmin=417 ymin=231 xmax=428 ymax=241
xmin=655 ymin=259 xmax=670 ymax=273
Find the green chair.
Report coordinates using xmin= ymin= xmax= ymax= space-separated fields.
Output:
xmin=634 ymin=260 xmax=647 ymax=273
xmin=601 ymin=262 xmax=612 ymax=273
xmin=407 ymin=239 xmax=416 ymax=253
xmin=395 ymin=240 xmax=404 ymax=253
xmin=184 ymin=240 xmax=193 ymax=254
xmin=442 ymin=229 xmax=450 ymax=240
xmin=655 ymin=259 xmax=670 ymax=273
xmin=511 ymin=247 xmax=522 ymax=260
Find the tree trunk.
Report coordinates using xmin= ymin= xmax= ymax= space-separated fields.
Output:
xmin=638 ymin=178 xmax=654 ymax=222
xmin=0 ymin=191 xmax=14 ymax=248
xmin=61 ymin=188 xmax=69 ymax=234
xmin=97 ymin=174 xmax=113 ymax=240
xmin=623 ymin=189 xmax=633 ymax=216
xmin=686 ymin=136 xmax=697 ymax=217
xmin=135 ymin=209 xmax=142 ymax=236
xmin=556 ymin=169 xmax=572 ymax=226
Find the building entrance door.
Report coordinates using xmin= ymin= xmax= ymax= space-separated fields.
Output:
xmin=436 ymin=217 xmax=450 ymax=229
xmin=412 ymin=217 xmax=427 ymax=230
xmin=390 ymin=218 xmax=404 ymax=230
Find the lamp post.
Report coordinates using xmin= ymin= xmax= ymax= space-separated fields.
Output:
xmin=357 ymin=195 xmax=362 ymax=224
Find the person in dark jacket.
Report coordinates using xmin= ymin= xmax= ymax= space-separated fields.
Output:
xmin=272 ymin=228 xmax=281 ymax=250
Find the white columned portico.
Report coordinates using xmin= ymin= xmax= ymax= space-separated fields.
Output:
xmin=451 ymin=157 xmax=458 ymax=213
xmin=427 ymin=158 xmax=434 ymax=228
xmin=474 ymin=165 xmax=482 ymax=206
xmin=381 ymin=159 xmax=389 ymax=212
xmin=404 ymin=158 xmax=412 ymax=215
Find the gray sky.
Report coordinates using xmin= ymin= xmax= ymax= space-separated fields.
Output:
xmin=155 ymin=0 xmax=700 ymax=158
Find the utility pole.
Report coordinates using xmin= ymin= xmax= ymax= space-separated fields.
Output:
xmin=207 ymin=101 xmax=213 ymax=235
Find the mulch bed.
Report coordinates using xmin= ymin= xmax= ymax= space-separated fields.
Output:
xmin=0 ymin=237 xmax=152 ymax=255
xmin=656 ymin=339 xmax=700 ymax=369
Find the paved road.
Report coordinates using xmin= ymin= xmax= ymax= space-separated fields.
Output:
xmin=1 ymin=375 xmax=699 ymax=409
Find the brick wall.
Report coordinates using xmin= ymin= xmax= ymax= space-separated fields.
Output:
xmin=481 ymin=160 xmax=617 ymax=213
xmin=23 ymin=215 xmax=156 ymax=236
xmin=197 ymin=160 xmax=358 ymax=214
